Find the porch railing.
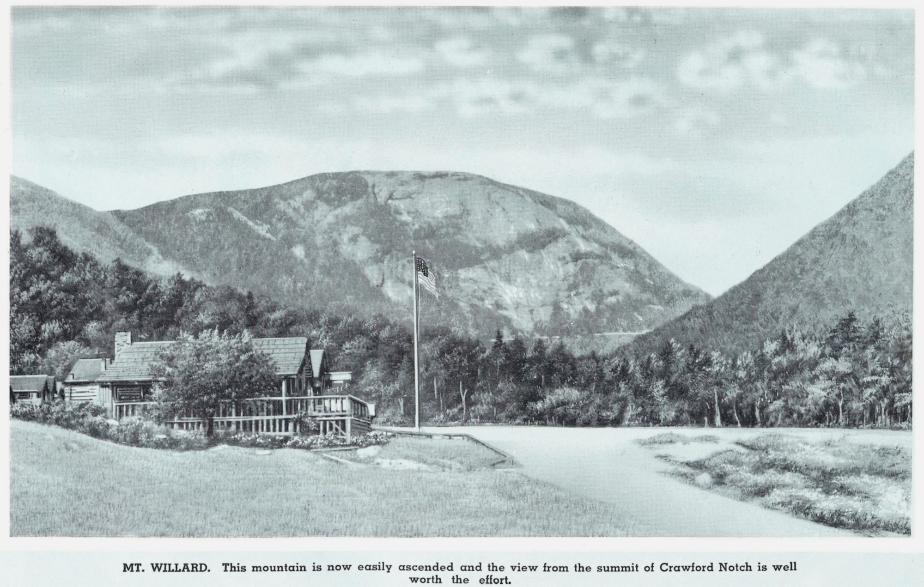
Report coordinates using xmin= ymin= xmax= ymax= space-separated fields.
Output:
xmin=114 ymin=401 xmax=152 ymax=420
xmin=111 ymin=394 xmax=372 ymax=438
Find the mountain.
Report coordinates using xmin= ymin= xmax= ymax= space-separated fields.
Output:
xmin=630 ymin=153 xmax=913 ymax=355
xmin=10 ymin=177 xmax=192 ymax=278
xmin=11 ymin=171 xmax=709 ymax=337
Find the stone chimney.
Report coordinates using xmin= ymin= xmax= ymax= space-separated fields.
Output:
xmin=114 ymin=332 xmax=132 ymax=360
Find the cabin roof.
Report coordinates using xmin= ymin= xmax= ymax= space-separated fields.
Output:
xmin=98 ymin=337 xmax=310 ymax=382
xmin=10 ymin=375 xmax=54 ymax=392
xmin=66 ymin=358 xmax=107 ymax=382
xmin=97 ymin=341 xmax=175 ymax=382
xmin=252 ymin=337 xmax=309 ymax=376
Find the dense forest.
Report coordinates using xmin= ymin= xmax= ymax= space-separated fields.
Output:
xmin=11 ymin=226 xmax=912 ymax=428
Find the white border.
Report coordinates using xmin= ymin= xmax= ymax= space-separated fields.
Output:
xmin=0 ymin=0 xmax=919 ymax=569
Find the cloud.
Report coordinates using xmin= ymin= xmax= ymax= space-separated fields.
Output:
xmin=434 ymin=37 xmax=492 ymax=68
xmin=516 ymin=34 xmax=580 ymax=73
xmin=303 ymin=51 xmax=425 ymax=77
xmin=598 ymin=7 xmax=688 ymax=25
xmin=340 ymin=74 xmax=668 ymax=119
xmin=435 ymin=76 xmax=667 ymax=119
xmin=678 ymin=31 xmax=870 ymax=93
xmin=443 ymin=78 xmax=539 ymax=117
xmin=563 ymin=77 xmax=667 ymax=119
xmin=791 ymin=38 xmax=866 ymax=89
xmin=677 ymin=30 xmax=787 ymax=92
xmin=180 ymin=43 xmax=426 ymax=93
xmin=188 ymin=31 xmax=315 ymax=87
xmin=489 ymin=7 xmax=553 ymax=27
xmin=592 ymin=40 xmax=645 ymax=69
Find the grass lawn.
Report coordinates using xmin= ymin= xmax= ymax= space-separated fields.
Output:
xmin=11 ymin=420 xmax=631 ymax=537
xmin=638 ymin=431 xmax=911 ymax=536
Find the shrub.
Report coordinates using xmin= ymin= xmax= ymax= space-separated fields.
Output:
xmin=11 ymin=400 xmax=381 ymax=453
xmin=637 ymin=432 xmax=689 ymax=446
xmin=528 ymin=387 xmax=587 ymax=426
xmin=293 ymin=412 xmax=321 ymax=435
xmin=735 ymin=434 xmax=801 ymax=452
xmin=10 ymin=402 xmax=41 ymax=422
xmin=114 ymin=417 xmax=161 ymax=446
xmin=10 ymin=399 xmax=206 ymax=451
xmin=673 ymin=433 xmax=910 ymax=535
xmin=79 ymin=415 xmax=113 ymax=439
xmin=693 ymin=434 xmax=720 ymax=444
xmin=11 ymin=400 xmax=106 ymax=427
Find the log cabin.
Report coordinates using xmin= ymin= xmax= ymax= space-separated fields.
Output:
xmin=62 ymin=358 xmax=109 ymax=404
xmin=10 ymin=375 xmax=56 ymax=405
xmin=90 ymin=332 xmax=373 ymax=439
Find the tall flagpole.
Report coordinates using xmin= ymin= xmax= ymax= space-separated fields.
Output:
xmin=412 ymin=250 xmax=420 ymax=431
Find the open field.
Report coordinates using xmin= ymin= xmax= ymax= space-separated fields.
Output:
xmin=11 ymin=420 xmax=634 ymax=537
xmin=438 ymin=425 xmax=911 ymax=536
xmin=13 ymin=420 xmax=911 ymax=537
xmin=640 ymin=431 xmax=911 ymax=535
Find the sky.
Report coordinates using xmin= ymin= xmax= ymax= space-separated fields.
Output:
xmin=10 ymin=7 xmax=914 ymax=296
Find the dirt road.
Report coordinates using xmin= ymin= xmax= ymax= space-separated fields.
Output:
xmin=426 ymin=426 xmax=905 ymax=537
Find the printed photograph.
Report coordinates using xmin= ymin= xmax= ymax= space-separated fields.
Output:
xmin=8 ymin=6 xmax=913 ymax=537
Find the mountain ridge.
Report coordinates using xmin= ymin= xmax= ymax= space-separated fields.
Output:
xmin=11 ymin=170 xmax=710 ymax=338
xmin=628 ymin=152 xmax=914 ymax=355
xmin=9 ymin=176 xmax=194 ymax=278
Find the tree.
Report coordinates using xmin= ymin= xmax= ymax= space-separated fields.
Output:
xmin=40 ymin=340 xmax=96 ymax=380
xmin=437 ymin=334 xmax=483 ymax=423
xmin=527 ymin=337 xmax=549 ymax=388
xmin=826 ymin=311 xmax=861 ymax=356
xmin=491 ymin=329 xmax=505 ymax=362
xmin=152 ymin=330 xmax=278 ymax=436
xmin=504 ymin=336 xmax=528 ymax=383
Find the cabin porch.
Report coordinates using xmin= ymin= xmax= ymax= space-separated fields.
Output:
xmin=113 ymin=394 xmax=374 ymax=441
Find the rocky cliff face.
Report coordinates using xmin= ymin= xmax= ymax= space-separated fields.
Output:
xmin=12 ymin=171 xmax=711 ymax=337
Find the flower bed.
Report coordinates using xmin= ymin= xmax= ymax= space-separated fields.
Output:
xmin=216 ymin=430 xmax=391 ymax=450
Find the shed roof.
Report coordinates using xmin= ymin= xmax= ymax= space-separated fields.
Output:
xmin=11 ymin=375 xmax=54 ymax=392
xmin=97 ymin=337 xmax=309 ymax=382
xmin=66 ymin=358 xmax=108 ymax=382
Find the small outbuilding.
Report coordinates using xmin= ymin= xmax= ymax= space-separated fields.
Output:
xmin=10 ymin=375 xmax=56 ymax=405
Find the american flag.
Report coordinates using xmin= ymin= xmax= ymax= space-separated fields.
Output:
xmin=415 ymin=256 xmax=438 ymax=298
